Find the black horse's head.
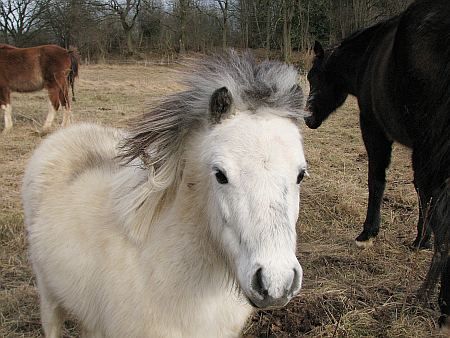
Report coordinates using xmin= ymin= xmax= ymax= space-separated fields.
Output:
xmin=304 ymin=41 xmax=349 ymax=129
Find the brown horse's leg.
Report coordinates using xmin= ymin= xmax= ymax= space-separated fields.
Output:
xmin=1 ymin=89 xmax=12 ymax=133
xmin=43 ymin=87 xmax=60 ymax=132
xmin=2 ymin=104 xmax=12 ymax=133
xmin=59 ymin=84 xmax=72 ymax=128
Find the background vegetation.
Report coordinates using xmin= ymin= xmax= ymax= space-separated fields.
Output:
xmin=1 ymin=0 xmax=413 ymax=63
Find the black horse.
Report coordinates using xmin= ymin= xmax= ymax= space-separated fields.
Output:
xmin=304 ymin=0 xmax=450 ymax=328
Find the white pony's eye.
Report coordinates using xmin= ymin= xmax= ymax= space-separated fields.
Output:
xmin=215 ymin=169 xmax=229 ymax=184
xmin=296 ymin=170 xmax=306 ymax=184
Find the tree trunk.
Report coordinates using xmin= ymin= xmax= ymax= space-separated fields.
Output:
xmin=179 ymin=0 xmax=187 ymax=54
xmin=222 ymin=0 xmax=228 ymax=49
xmin=212 ymin=0 xmax=230 ymax=50
xmin=241 ymin=0 xmax=249 ymax=48
xmin=180 ymin=31 xmax=186 ymax=54
xmin=244 ymin=0 xmax=250 ymax=48
xmin=265 ymin=0 xmax=271 ymax=53
xmin=282 ymin=0 xmax=294 ymax=62
xmin=124 ymin=26 xmax=134 ymax=55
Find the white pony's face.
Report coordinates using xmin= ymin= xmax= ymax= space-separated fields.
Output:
xmin=202 ymin=107 xmax=306 ymax=309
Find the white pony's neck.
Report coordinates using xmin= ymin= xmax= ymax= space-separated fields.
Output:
xmin=111 ymin=150 xmax=232 ymax=280
xmin=111 ymin=154 xmax=211 ymax=246
xmin=110 ymin=156 xmax=250 ymax=335
xmin=111 ymin=163 xmax=171 ymax=245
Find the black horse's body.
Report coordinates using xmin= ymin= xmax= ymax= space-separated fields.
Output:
xmin=305 ymin=0 xmax=450 ymax=327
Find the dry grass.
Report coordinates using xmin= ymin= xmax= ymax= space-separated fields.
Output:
xmin=0 ymin=63 xmax=444 ymax=337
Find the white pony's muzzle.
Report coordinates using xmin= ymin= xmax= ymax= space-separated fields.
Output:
xmin=243 ymin=257 xmax=303 ymax=309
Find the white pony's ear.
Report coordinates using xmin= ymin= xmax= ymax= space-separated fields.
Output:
xmin=210 ymin=87 xmax=233 ymax=123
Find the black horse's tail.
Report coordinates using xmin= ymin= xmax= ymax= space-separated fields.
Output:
xmin=419 ymin=180 xmax=450 ymax=298
xmin=67 ymin=47 xmax=80 ymax=102
xmin=418 ymin=99 xmax=450 ymax=300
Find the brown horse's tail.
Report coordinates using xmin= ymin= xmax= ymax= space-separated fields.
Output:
xmin=68 ymin=47 xmax=80 ymax=102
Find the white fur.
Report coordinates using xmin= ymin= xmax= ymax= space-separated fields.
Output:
xmin=42 ymin=100 xmax=56 ymax=131
xmin=355 ymin=238 xmax=374 ymax=249
xmin=23 ymin=108 xmax=306 ymax=337
xmin=61 ymin=107 xmax=72 ymax=128
xmin=2 ymin=104 xmax=12 ymax=132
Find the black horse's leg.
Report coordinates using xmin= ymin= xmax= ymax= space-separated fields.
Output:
xmin=355 ymin=114 xmax=393 ymax=248
xmin=411 ymin=183 xmax=432 ymax=249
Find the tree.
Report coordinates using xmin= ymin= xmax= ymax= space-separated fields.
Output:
xmin=43 ymin=0 xmax=85 ymax=48
xmin=238 ymin=0 xmax=248 ymax=48
xmin=175 ymin=0 xmax=189 ymax=53
xmin=214 ymin=0 xmax=228 ymax=49
xmin=93 ymin=0 xmax=141 ymax=55
xmin=0 ymin=0 xmax=416 ymax=59
xmin=0 ymin=0 xmax=48 ymax=46
xmin=281 ymin=0 xmax=294 ymax=62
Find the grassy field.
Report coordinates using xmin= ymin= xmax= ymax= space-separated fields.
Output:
xmin=0 ymin=62 xmax=444 ymax=337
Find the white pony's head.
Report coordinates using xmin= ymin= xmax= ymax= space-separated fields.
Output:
xmin=121 ymin=52 xmax=307 ymax=309
xmin=202 ymin=104 xmax=305 ymax=308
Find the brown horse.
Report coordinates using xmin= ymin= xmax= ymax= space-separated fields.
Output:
xmin=0 ymin=44 xmax=79 ymax=133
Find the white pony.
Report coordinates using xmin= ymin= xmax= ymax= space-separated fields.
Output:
xmin=22 ymin=52 xmax=308 ymax=338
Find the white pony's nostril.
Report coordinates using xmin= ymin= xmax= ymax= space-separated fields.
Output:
xmin=251 ymin=268 xmax=268 ymax=298
xmin=289 ymin=268 xmax=301 ymax=296
xmin=247 ymin=265 xmax=302 ymax=309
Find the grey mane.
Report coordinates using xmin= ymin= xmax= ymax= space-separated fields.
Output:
xmin=119 ymin=51 xmax=305 ymax=186
xmin=185 ymin=51 xmax=305 ymax=120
